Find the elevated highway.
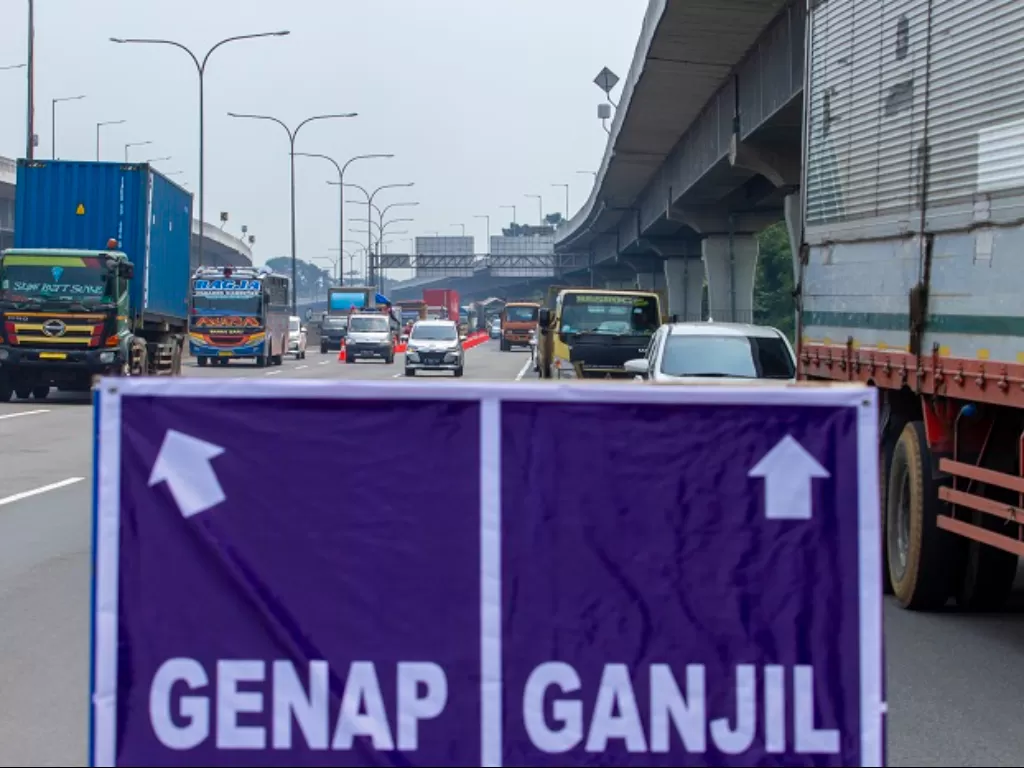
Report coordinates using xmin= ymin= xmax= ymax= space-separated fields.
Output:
xmin=382 ymin=0 xmax=808 ymax=313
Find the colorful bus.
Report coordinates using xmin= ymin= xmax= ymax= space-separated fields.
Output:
xmin=188 ymin=266 xmax=290 ymax=368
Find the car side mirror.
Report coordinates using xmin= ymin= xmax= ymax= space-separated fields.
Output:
xmin=624 ymin=358 xmax=649 ymax=377
xmin=300 ymin=326 xmax=307 ymax=334
xmin=119 ymin=261 xmax=135 ymax=279
xmin=538 ymin=307 xmax=551 ymax=327
xmin=460 ymin=335 xmax=467 ymax=342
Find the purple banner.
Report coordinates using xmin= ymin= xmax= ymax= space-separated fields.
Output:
xmin=92 ymin=380 xmax=884 ymax=767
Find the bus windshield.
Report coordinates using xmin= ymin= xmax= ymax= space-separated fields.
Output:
xmin=191 ymin=279 xmax=262 ymax=315
xmin=0 ymin=257 xmax=114 ymax=304
xmin=559 ymin=293 xmax=658 ymax=336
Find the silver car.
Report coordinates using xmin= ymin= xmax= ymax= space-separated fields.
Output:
xmin=404 ymin=320 xmax=464 ymax=377
xmin=624 ymin=322 xmax=796 ymax=384
xmin=344 ymin=313 xmax=395 ymax=364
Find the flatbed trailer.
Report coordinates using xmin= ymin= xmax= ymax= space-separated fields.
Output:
xmin=795 ymin=0 xmax=1024 ymax=611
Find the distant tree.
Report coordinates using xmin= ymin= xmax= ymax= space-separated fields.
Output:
xmin=545 ymin=212 xmax=564 ymax=226
xmin=754 ymin=222 xmax=795 ymax=340
xmin=264 ymin=256 xmax=333 ymax=300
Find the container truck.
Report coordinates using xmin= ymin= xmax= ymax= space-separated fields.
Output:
xmin=422 ymin=288 xmax=460 ymax=324
xmin=796 ymin=0 xmax=1024 ymax=612
xmin=0 ymin=160 xmax=191 ymax=401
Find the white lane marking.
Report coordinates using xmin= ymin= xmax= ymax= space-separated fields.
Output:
xmin=319 ymin=361 xmax=330 ymax=365
xmin=392 ymin=373 xmax=403 ymax=378
xmin=296 ymin=365 xmax=309 ymax=370
xmin=515 ymin=357 xmax=532 ymax=381
xmin=265 ymin=370 xmax=282 ymax=376
xmin=0 ymin=476 xmax=85 ymax=507
xmin=0 ymin=408 xmax=50 ymax=421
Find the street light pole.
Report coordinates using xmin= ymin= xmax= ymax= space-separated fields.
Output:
xmin=228 ymin=111 xmax=358 ymax=312
xmin=96 ymin=119 xmax=126 ymax=161
xmin=110 ymin=31 xmax=290 ymax=267
xmin=342 ymin=183 xmax=415 ymax=290
xmin=25 ymin=0 xmax=35 ymax=160
xmin=296 ymin=152 xmax=393 ymax=286
xmin=526 ymin=194 xmax=543 ymax=225
xmin=51 ymin=95 xmax=86 ymax=159
xmin=450 ymin=223 xmax=466 ymax=236
xmin=501 ymin=204 xmax=517 ymax=229
xmin=124 ymin=140 xmax=152 ymax=162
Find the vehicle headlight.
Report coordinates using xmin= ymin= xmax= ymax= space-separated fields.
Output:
xmin=99 ymin=351 xmax=116 ymax=364
xmin=406 ymin=351 xmax=419 ymax=360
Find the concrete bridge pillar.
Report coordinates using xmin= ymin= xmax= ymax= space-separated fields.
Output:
xmin=702 ymin=234 xmax=758 ymax=323
xmin=663 ymin=258 xmax=704 ymax=321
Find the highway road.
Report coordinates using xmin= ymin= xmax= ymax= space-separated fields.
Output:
xmin=1 ymin=340 xmax=1023 ymax=766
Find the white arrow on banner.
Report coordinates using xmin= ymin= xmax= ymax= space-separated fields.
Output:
xmin=748 ymin=435 xmax=830 ymax=521
xmin=148 ymin=429 xmax=226 ymax=518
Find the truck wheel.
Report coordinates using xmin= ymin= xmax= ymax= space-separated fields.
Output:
xmin=15 ymin=387 xmax=31 ymax=400
xmin=171 ymin=341 xmax=183 ymax=375
xmin=31 ymin=386 xmax=49 ymax=400
xmin=454 ymin=366 xmax=464 ymax=378
xmin=198 ymin=356 xmax=208 ymax=367
xmin=879 ymin=434 xmax=897 ymax=596
xmin=886 ymin=421 xmax=957 ymax=610
xmin=320 ymin=344 xmax=327 ymax=354
xmin=0 ymin=383 xmax=11 ymax=402
xmin=405 ymin=368 xmax=415 ymax=377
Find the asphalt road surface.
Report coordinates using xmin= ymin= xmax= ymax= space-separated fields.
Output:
xmin=1 ymin=340 xmax=1023 ymax=766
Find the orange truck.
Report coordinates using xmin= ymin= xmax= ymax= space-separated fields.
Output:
xmin=499 ymin=301 xmax=539 ymax=352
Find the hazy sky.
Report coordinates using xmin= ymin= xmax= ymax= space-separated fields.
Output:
xmin=0 ymin=0 xmax=646 ymax=276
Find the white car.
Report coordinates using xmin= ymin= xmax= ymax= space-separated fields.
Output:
xmin=405 ymin=319 xmax=464 ymax=377
xmin=288 ymin=315 xmax=307 ymax=359
xmin=624 ymin=322 xmax=796 ymax=384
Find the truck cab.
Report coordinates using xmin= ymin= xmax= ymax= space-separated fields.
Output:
xmin=0 ymin=245 xmax=137 ymax=400
xmin=499 ymin=301 xmax=540 ymax=351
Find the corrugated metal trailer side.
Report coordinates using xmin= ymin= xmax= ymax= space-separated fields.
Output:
xmin=798 ymin=0 xmax=1024 ymax=613
xmin=144 ymin=168 xmax=192 ymax=324
xmin=801 ymin=0 xmax=1024 ymax=377
xmin=14 ymin=160 xmax=148 ymax=257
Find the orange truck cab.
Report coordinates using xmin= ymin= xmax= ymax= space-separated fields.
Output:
xmin=499 ymin=301 xmax=540 ymax=351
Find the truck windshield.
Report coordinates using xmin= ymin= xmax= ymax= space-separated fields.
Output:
xmin=560 ymin=294 xmax=658 ymax=336
xmin=660 ymin=334 xmax=795 ymax=379
xmin=0 ymin=258 xmax=113 ymax=303
xmin=506 ymin=306 xmax=538 ymax=322
xmin=349 ymin=316 xmax=389 ymax=333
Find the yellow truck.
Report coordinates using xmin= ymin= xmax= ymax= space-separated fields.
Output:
xmin=537 ymin=288 xmax=661 ymax=379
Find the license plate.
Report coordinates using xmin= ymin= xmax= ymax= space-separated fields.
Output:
xmin=39 ymin=352 xmax=67 ymax=360
xmin=218 ymin=351 xmax=232 ymax=356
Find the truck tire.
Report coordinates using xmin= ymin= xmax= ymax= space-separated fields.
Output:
xmin=15 ymin=386 xmax=31 ymax=400
xmin=886 ymin=421 xmax=957 ymax=610
xmin=31 ymin=386 xmax=49 ymax=400
xmin=878 ymin=434 xmax=897 ymax=596
xmin=170 ymin=340 xmax=183 ymax=376
xmin=0 ymin=382 xmax=11 ymax=402
xmin=129 ymin=338 xmax=148 ymax=376
xmin=198 ymin=357 xmax=208 ymax=367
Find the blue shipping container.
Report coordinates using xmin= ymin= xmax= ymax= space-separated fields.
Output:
xmin=13 ymin=159 xmax=193 ymax=325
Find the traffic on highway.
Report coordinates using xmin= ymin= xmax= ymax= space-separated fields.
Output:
xmin=4 ymin=0 xmax=1024 ymax=767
